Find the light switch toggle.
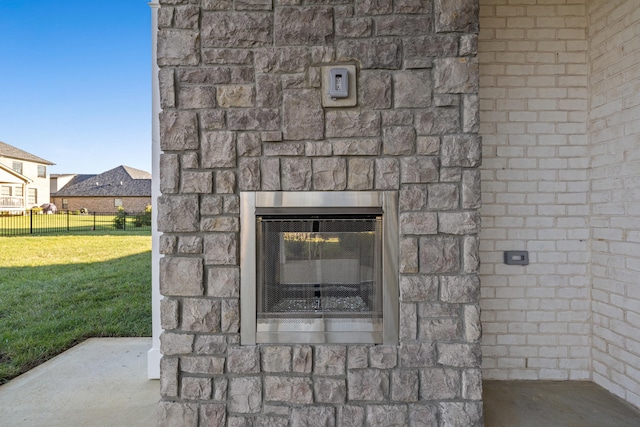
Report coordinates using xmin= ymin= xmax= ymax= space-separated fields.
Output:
xmin=328 ymin=68 xmax=349 ymax=99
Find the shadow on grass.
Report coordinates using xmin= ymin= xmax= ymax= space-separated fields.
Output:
xmin=0 ymin=251 xmax=152 ymax=384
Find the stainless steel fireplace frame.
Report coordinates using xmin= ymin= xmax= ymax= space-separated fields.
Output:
xmin=240 ymin=191 xmax=399 ymax=345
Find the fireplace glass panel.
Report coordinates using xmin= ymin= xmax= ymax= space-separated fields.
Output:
xmin=257 ymin=216 xmax=382 ymax=322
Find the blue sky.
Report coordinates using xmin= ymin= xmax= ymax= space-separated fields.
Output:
xmin=0 ymin=0 xmax=152 ymax=174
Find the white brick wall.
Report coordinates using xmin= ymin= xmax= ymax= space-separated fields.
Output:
xmin=588 ymin=0 xmax=640 ymax=408
xmin=479 ymin=0 xmax=640 ymax=409
xmin=479 ymin=0 xmax=591 ymax=381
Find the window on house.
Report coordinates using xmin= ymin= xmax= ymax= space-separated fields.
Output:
xmin=37 ymin=165 xmax=46 ymax=178
xmin=12 ymin=161 xmax=23 ymax=175
xmin=62 ymin=199 xmax=68 ymax=209
xmin=28 ymin=188 xmax=37 ymax=205
xmin=115 ymin=198 xmax=123 ymax=207
xmin=1 ymin=186 xmax=11 ymax=197
xmin=15 ymin=187 xmax=23 ymax=197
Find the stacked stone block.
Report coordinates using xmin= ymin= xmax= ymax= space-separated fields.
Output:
xmin=157 ymin=0 xmax=482 ymax=425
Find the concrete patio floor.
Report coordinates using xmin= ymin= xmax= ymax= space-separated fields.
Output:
xmin=483 ymin=380 xmax=640 ymax=427
xmin=2 ymin=338 xmax=640 ymax=426
xmin=0 ymin=338 xmax=158 ymax=427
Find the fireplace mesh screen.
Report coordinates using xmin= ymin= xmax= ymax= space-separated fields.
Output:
xmin=257 ymin=216 xmax=382 ymax=323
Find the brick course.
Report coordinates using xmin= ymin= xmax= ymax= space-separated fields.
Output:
xmin=588 ymin=0 xmax=640 ymax=408
xmin=479 ymin=0 xmax=591 ymax=382
xmin=50 ymin=196 xmax=150 ymax=213
xmin=480 ymin=0 xmax=640 ymax=409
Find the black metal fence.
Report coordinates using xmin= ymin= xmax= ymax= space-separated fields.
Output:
xmin=0 ymin=209 xmax=152 ymax=236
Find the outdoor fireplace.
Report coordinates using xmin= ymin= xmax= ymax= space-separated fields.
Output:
xmin=240 ymin=191 xmax=398 ymax=345
xmin=156 ymin=0 xmax=484 ymax=421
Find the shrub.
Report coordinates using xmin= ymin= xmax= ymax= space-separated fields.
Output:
xmin=134 ymin=205 xmax=152 ymax=227
xmin=113 ymin=206 xmax=126 ymax=229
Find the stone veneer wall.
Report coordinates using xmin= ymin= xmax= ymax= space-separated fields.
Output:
xmin=156 ymin=0 xmax=483 ymax=425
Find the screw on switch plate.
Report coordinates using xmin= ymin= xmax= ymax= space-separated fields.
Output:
xmin=504 ymin=251 xmax=529 ymax=265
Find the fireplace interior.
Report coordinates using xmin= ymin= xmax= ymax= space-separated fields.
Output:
xmin=259 ymin=214 xmax=381 ymax=315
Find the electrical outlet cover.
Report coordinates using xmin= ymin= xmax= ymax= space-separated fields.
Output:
xmin=321 ymin=65 xmax=357 ymax=107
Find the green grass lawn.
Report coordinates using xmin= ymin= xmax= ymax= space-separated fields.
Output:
xmin=0 ymin=232 xmax=152 ymax=384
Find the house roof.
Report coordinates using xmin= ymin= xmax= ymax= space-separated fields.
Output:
xmin=0 ymin=141 xmax=55 ymax=165
xmin=0 ymin=163 xmax=32 ymax=184
xmin=52 ymin=165 xmax=151 ymax=197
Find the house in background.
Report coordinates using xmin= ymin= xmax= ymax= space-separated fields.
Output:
xmin=0 ymin=140 xmax=54 ymax=213
xmin=51 ymin=165 xmax=151 ymax=213
xmin=50 ymin=173 xmax=78 ymax=194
